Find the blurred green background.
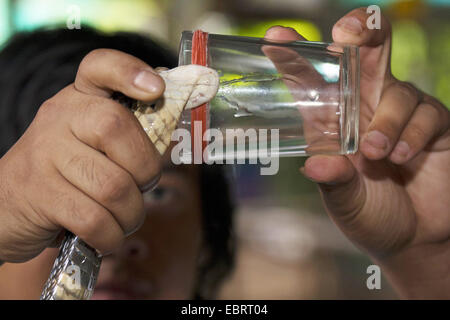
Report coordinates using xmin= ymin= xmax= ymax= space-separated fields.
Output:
xmin=0 ymin=0 xmax=448 ymax=299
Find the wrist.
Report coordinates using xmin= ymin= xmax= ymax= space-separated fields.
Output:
xmin=375 ymin=243 xmax=450 ymax=299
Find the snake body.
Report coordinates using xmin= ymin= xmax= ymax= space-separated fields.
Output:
xmin=41 ymin=64 xmax=219 ymax=300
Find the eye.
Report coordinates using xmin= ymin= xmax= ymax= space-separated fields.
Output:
xmin=143 ymin=186 xmax=178 ymax=204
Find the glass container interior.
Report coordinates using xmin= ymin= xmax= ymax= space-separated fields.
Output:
xmin=178 ymin=31 xmax=359 ymax=162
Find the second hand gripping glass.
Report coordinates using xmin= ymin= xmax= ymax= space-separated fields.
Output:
xmin=178 ymin=31 xmax=360 ymax=161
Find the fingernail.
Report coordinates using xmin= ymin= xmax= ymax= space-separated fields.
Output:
xmin=337 ymin=17 xmax=363 ymax=34
xmin=140 ymin=172 xmax=161 ymax=193
xmin=134 ymin=69 xmax=163 ymax=93
xmin=391 ymin=141 xmax=410 ymax=161
xmin=364 ymin=130 xmax=389 ymax=150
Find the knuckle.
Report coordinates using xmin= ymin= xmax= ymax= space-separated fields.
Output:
xmin=55 ymin=193 xmax=105 ymax=239
xmin=80 ymin=49 xmax=109 ymax=70
xmin=98 ymin=170 xmax=134 ymax=204
xmin=422 ymin=97 xmax=450 ymax=134
xmin=433 ymin=104 xmax=450 ymax=134
xmin=421 ymin=102 xmax=441 ymax=121
xmin=94 ymin=108 xmax=126 ymax=140
xmin=76 ymin=206 xmax=109 ymax=240
xmin=405 ymin=123 xmax=429 ymax=142
xmin=391 ymin=81 xmax=419 ymax=102
xmin=35 ymin=99 xmax=58 ymax=122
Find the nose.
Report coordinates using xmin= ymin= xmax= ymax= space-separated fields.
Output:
xmin=118 ymin=238 xmax=149 ymax=260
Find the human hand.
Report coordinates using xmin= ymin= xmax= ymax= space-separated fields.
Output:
xmin=266 ymin=8 xmax=450 ymax=298
xmin=0 ymin=49 xmax=164 ymax=263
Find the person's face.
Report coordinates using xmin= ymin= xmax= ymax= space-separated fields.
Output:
xmin=92 ymin=161 xmax=203 ymax=299
xmin=0 ymin=158 xmax=203 ymax=300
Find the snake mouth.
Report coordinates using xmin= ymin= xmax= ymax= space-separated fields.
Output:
xmin=111 ymin=91 xmax=135 ymax=109
xmin=111 ymin=91 xmax=159 ymax=114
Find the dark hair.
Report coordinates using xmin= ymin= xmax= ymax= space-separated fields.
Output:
xmin=197 ymin=164 xmax=235 ymax=298
xmin=0 ymin=27 xmax=234 ymax=299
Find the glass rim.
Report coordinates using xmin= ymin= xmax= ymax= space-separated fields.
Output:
xmin=180 ymin=30 xmax=360 ymax=52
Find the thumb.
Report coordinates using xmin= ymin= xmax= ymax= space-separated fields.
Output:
xmin=332 ymin=7 xmax=392 ymax=48
xmin=301 ymin=155 xmax=365 ymax=219
xmin=331 ymin=7 xmax=392 ymax=83
xmin=75 ymin=48 xmax=165 ymax=101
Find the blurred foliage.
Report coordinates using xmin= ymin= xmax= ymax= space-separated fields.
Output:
xmin=429 ymin=22 xmax=450 ymax=108
xmin=391 ymin=20 xmax=430 ymax=90
xmin=391 ymin=19 xmax=450 ymax=108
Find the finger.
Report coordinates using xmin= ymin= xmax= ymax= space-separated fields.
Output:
xmin=301 ymin=155 xmax=363 ymax=217
xmin=390 ymin=102 xmax=450 ymax=164
xmin=264 ymin=25 xmax=307 ymax=41
xmin=263 ymin=26 xmax=340 ymax=156
xmin=46 ymin=174 xmax=125 ymax=255
xmin=66 ymin=90 xmax=162 ymax=189
xmin=52 ymin=134 xmax=145 ymax=235
xmin=48 ymin=230 xmax=66 ymax=248
xmin=301 ymin=155 xmax=356 ymax=185
xmin=263 ymin=26 xmax=324 ymax=85
xmin=332 ymin=7 xmax=392 ymax=83
xmin=75 ymin=48 xmax=165 ymax=101
xmin=360 ymin=81 xmax=421 ymax=160
xmin=332 ymin=7 xmax=392 ymax=47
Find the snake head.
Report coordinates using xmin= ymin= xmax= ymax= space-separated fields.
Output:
xmin=133 ymin=65 xmax=219 ymax=155
xmin=157 ymin=64 xmax=219 ymax=110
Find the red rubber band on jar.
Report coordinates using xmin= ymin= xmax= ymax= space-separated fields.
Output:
xmin=191 ymin=30 xmax=209 ymax=163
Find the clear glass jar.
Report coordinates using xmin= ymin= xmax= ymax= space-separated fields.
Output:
xmin=178 ymin=31 xmax=359 ymax=162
